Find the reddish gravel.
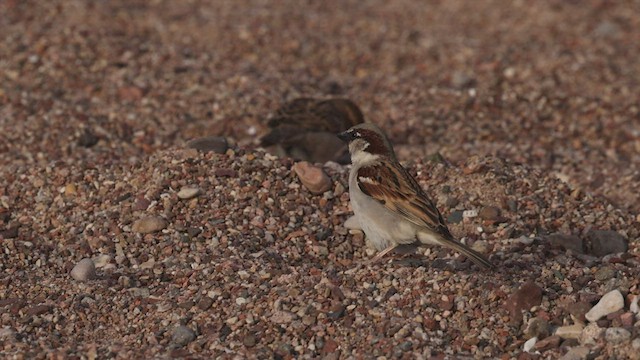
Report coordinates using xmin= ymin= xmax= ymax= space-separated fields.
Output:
xmin=1 ymin=0 xmax=639 ymax=358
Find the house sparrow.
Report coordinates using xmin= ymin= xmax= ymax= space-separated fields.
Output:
xmin=261 ymin=98 xmax=364 ymax=164
xmin=338 ymin=123 xmax=494 ymax=269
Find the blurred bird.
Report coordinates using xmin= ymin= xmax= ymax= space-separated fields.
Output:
xmin=261 ymin=98 xmax=365 ymax=164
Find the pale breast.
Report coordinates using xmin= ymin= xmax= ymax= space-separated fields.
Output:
xmin=348 ymin=171 xmax=417 ymax=251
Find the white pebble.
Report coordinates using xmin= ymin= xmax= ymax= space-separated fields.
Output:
xmin=236 ymin=297 xmax=248 ymax=306
xmin=70 ymin=258 xmax=96 ymax=282
xmin=462 ymin=209 xmax=478 ymax=218
xmin=237 ymin=270 xmax=250 ymax=280
xmin=177 ymin=186 xmax=201 ymax=200
xmin=523 ymin=337 xmax=537 ymax=353
xmin=585 ymin=290 xmax=624 ymax=322
xmin=630 ymin=295 xmax=639 ymax=313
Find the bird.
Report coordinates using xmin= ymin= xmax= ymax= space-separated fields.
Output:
xmin=260 ymin=98 xmax=365 ymax=164
xmin=337 ymin=123 xmax=494 ymax=269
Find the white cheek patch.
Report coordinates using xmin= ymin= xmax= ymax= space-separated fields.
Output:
xmin=350 ymin=150 xmax=380 ymax=164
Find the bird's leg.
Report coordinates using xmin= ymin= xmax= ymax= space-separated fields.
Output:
xmin=369 ymin=245 xmax=398 ymax=264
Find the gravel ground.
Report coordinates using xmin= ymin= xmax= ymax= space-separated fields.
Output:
xmin=1 ymin=0 xmax=639 ymax=358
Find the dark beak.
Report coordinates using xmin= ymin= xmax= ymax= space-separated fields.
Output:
xmin=337 ymin=131 xmax=351 ymax=142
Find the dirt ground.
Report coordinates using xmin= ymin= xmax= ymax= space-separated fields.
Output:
xmin=1 ymin=0 xmax=639 ymax=358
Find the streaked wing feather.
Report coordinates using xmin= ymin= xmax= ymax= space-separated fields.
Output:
xmin=357 ymin=162 xmax=453 ymax=238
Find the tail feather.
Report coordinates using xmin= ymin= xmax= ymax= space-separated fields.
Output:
xmin=438 ymin=237 xmax=495 ymax=270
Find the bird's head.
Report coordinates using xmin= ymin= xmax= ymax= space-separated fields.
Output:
xmin=337 ymin=123 xmax=396 ymax=163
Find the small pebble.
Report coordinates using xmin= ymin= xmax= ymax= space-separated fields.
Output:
xmin=505 ymin=281 xmax=543 ymax=324
xmin=585 ymin=289 xmax=624 ymax=322
xmin=292 ymin=161 xmax=332 ymax=195
xmin=462 ymin=209 xmax=478 ymax=219
xmin=197 ymin=297 xmax=214 ymax=311
xmin=525 ymin=317 xmax=550 ymax=339
xmin=580 ymin=323 xmax=603 ymax=345
xmin=534 ymin=335 xmax=560 ymax=351
xmin=478 ymin=206 xmax=500 ymax=221
xmin=447 ymin=210 xmax=464 ymax=224
xmin=554 ymin=324 xmax=583 ymax=339
xmin=271 ymin=310 xmax=297 ymax=324
xmin=632 ymin=338 xmax=640 ymax=350
xmin=604 ymin=327 xmax=631 ymax=344
xmin=567 ymin=301 xmax=591 ymax=324
xmin=630 ymin=295 xmax=639 ymax=313
xmin=92 ymin=254 xmax=112 ymax=268
xmin=132 ymin=216 xmax=167 ymax=234
xmin=70 ymin=258 xmax=96 ymax=282
xmin=559 ymin=346 xmax=590 ymax=360
xmin=619 ymin=312 xmax=634 ymax=327
xmin=471 ymin=240 xmax=489 ymax=254
xmin=172 ymin=325 xmax=196 ymax=347
xmin=523 ymin=337 xmax=537 ymax=353
xmin=594 ymin=266 xmax=616 ymax=281
xmin=177 ymin=186 xmax=201 ymax=200
xmin=243 ymin=334 xmax=257 ymax=347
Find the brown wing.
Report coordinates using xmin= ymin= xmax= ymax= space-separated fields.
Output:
xmin=357 ymin=162 xmax=453 ymax=239
xmin=267 ymin=98 xmax=364 ymax=133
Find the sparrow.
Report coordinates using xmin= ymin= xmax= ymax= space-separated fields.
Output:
xmin=260 ymin=98 xmax=365 ymax=164
xmin=338 ymin=123 xmax=494 ymax=269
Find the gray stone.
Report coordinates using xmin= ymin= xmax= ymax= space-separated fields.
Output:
xmin=586 ymin=230 xmax=628 ymax=256
xmin=70 ymin=258 xmax=96 ymax=282
xmin=172 ymin=325 xmax=196 ymax=347
xmin=447 ymin=210 xmax=464 ymax=224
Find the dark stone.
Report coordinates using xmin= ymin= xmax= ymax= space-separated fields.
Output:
xmin=525 ymin=317 xmax=550 ymax=339
xmin=196 ymin=297 xmax=214 ymax=311
xmin=447 ymin=210 xmax=464 ymax=224
xmin=567 ymin=301 xmax=591 ymax=324
xmin=586 ymin=230 xmax=628 ymax=256
xmin=214 ymin=168 xmax=237 ymax=177
xmin=505 ymin=281 xmax=544 ymax=325
xmin=77 ymin=129 xmax=99 ymax=148
xmin=0 ymin=226 xmax=19 ymax=239
xmin=478 ymin=206 xmax=501 ymax=221
xmin=327 ymin=304 xmax=346 ymax=319
xmin=243 ymin=333 xmax=257 ymax=347
xmin=534 ymin=335 xmax=561 ymax=351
